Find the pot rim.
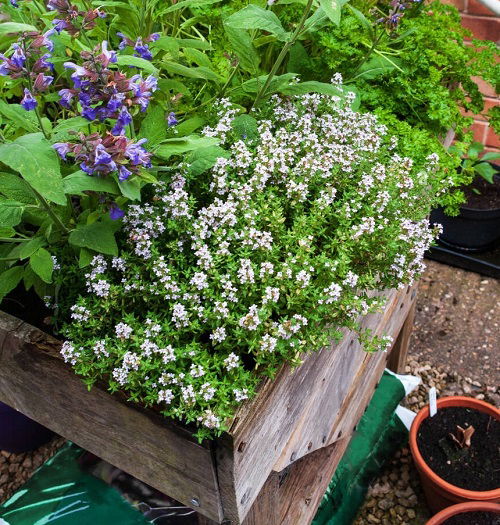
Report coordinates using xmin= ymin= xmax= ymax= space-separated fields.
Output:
xmin=426 ymin=501 xmax=500 ymax=525
xmin=409 ymin=396 xmax=500 ymax=500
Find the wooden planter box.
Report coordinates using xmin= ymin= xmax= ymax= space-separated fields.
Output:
xmin=0 ymin=284 xmax=417 ymax=524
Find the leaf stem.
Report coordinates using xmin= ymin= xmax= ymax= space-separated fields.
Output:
xmin=30 ymin=186 xmax=70 ymax=233
xmin=0 ymin=238 xmax=31 ymax=243
xmin=252 ymin=0 xmax=314 ymax=109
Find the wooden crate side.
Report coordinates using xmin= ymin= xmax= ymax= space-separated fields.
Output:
xmin=241 ymin=437 xmax=351 ymax=525
xmin=0 ymin=312 xmax=223 ymax=523
xmin=273 ymin=284 xmax=416 ymax=470
xmin=219 ymin=285 xmax=416 ymax=522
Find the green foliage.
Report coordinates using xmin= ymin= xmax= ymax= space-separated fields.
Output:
xmin=0 ymin=0 xmax=496 ymax=439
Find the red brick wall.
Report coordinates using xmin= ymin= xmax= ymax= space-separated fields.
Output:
xmin=444 ymin=0 xmax=499 ymax=152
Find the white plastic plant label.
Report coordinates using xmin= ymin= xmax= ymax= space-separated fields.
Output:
xmin=429 ymin=386 xmax=437 ymax=417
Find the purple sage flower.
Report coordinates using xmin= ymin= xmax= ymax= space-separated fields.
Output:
xmin=11 ymin=44 xmax=26 ymax=68
xmin=53 ymin=142 xmax=71 ymax=160
xmin=118 ymin=165 xmax=132 ymax=181
xmin=109 ymin=203 xmax=125 ymax=220
xmin=111 ymin=106 xmax=132 ymax=136
xmin=21 ymin=88 xmax=37 ymax=111
xmin=0 ymin=55 xmax=10 ymax=76
xmin=58 ymin=88 xmax=74 ymax=108
xmin=33 ymin=72 xmax=53 ymax=91
xmin=167 ymin=112 xmax=178 ymax=127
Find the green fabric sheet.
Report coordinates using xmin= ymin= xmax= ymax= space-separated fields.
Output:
xmin=312 ymin=370 xmax=409 ymax=525
xmin=0 ymin=443 xmax=149 ymax=525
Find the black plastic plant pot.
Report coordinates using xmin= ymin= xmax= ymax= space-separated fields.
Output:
xmin=430 ymin=205 xmax=500 ymax=253
xmin=0 ymin=401 xmax=54 ymax=453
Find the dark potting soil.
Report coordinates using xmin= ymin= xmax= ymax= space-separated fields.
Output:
xmin=463 ymin=173 xmax=500 ymax=210
xmin=417 ymin=406 xmax=500 ymax=491
xmin=443 ymin=511 xmax=500 ymax=525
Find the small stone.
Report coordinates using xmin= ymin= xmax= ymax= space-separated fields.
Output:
xmin=378 ymin=498 xmax=393 ymax=511
xmin=367 ymin=514 xmax=381 ymax=524
xmin=407 ymin=509 xmax=416 ymax=519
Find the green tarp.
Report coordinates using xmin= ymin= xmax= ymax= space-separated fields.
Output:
xmin=0 ymin=443 xmax=149 ymax=525
xmin=312 ymin=371 xmax=409 ymax=525
xmin=1 ymin=370 xmax=412 ymax=525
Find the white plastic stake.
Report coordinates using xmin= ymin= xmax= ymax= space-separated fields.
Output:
xmin=429 ymin=387 xmax=437 ymax=417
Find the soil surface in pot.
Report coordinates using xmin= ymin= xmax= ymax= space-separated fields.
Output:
xmin=463 ymin=174 xmax=500 ymax=210
xmin=442 ymin=511 xmax=500 ymax=525
xmin=417 ymin=406 xmax=500 ymax=491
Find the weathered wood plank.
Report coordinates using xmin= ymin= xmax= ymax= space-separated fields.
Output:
xmin=0 ymin=312 xmax=223 ymax=523
xmin=387 ymin=293 xmax=416 ymax=373
xmin=240 ymin=437 xmax=351 ymax=525
xmin=217 ymin=285 xmax=416 ymax=523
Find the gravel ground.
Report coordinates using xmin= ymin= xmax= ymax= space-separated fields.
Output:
xmin=1 ymin=260 xmax=498 ymax=521
xmin=353 ymin=359 xmax=499 ymax=525
xmin=411 ymin=260 xmax=499 ymax=387
xmin=0 ymin=437 xmax=65 ymax=504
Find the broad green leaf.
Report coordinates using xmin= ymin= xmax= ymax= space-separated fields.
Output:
xmin=280 ymin=81 xmax=344 ymax=96
xmin=29 ymin=247 xmax=53 ymax=284
xmin=160 ymin=0 xmax=221 ymax=13
xmin=319 ymin=0 xmax=347 ymax=26
xmin=176 ymin=39 xmax=212 ymax=50
xmin=287 ymin=42 xmax=313 ymax=76
xmin=139 ymin=105 xmax=167 ymax=147
xmin=23 ymin=264 xmax=37 ymax=292
xmin=174 ymin=116 xmax=206 ymax=137
xmin=302 ymin=7 xmax=329 ymax=33
xmin=19 ymin=237 xmax=46 ymax=260
xmin=225 ymin=5 xmax=290 ymax=42
xmin=63 ymin=171 xmax=120 ymax=195
xmin=0 ymin=22 xmax=38 ymax=35
xmin=0 ymin=133 xmax=66 ymax=205
xmin=158 ymin=78 xmax=191 ymax=96
xmin=162 ymin=60 xmax=221 ymax=82
xmin=51 ymin=117 xmax=90 ymax=142
xmin=69 ymin=221 xmax=118 ymax=256
xmin=91 ymin=0 xmax=135 ymax=9
xmin=474 ymin=162 xmax=496 ymax=184
xmin=0 ymin=173 xmax=36 ymax=204
xmin=354 ymin=56 xmax=402 ymax=80
xmin=346 ymin=4 xmax=373 ymax=35
xmin=481 ymin=152 xmax=500 ymax=162
xmin=187 ymin=146 xmax=230 ymax=177
xmin=0 ymin=227 xmax=15 ymax=238
xmin=0 ymin=101 xmax=39 ymax=133
xmin=0 ymin=200 xmax=24 ymax=228
xmin=223 ymin=25 xmax=260 ymax=73
xmin=233 ymin=73 xmax=297 ymax=97
xmin=155 ymin=135 xmax=219 ymax=159
xmin=118 ymin=178 xmax=141 ymax=201
xmin=183 ymin=48 xmax=213 ymax=69
xmin=231 ymin=115 xmax=259 ymax=141
xmin=468 ymin=141 xmax=484 ymax=160
xmin=0 ymin=266 xmax=24 ymax=302
xmin=78 ymin=247 xmax=95 ymax=268
xmin=151 ymin=36 xmax=180 ymax=57
xmin=116 ymin=55 xmax=159 ymax=75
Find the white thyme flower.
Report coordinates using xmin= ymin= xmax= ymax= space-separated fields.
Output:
xmin=115 ymin=322 xmax=133 ymax=340
xmin=223 ymin=352 xmax=240 ymax=371
xmin=210 ymin=326 xmax=227 ymax=344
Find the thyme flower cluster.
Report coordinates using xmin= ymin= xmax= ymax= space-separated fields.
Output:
xmin=61 ymin=88 xmax=445 ymax=439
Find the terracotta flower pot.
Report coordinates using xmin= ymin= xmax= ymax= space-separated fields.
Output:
xmin=409 ymin=396 xmax=500 ymax=513
xmin=426 ymin=501 xmax=500 ymax=525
